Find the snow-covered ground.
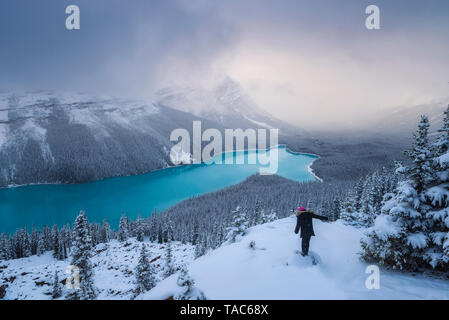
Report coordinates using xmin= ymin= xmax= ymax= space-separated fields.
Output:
xmin=2 ymin=217 xmax=449 ymax=300
xmin=0 ymin=239 xmax=194 ymax=300
xmin=141 ymin=217 xmax=449 ymax=300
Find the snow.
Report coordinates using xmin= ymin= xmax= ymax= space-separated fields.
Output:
xmin=0 ymin=95 xmax=9 ymax=148
xmin=141 ymin=217 xmax=449 ymax=300
xmin=407 ymin=233 xmax=428 ymax=249
xmin=66 ymin=97 xmax=159 ymax=139
xmin=2 ymin=217 xmax=449 ymax=300
xmin=243 ymin=116 xmax=274 ymax=129
xmin=0 ymin=124 xmax=7 ymax=148
xmin=307 ymin=160 xmax=323 ymax=182
xmin=0 ymin=110 xmax=7 ymax=122
xmin=170 ymin=147 xmax=192 ymax=165
xmin=0 ymin=90 xmax=160 ymax=153
xmin=1 ymin=238 xmax=194 ymax=300
xmin=372 ymin=215 xmax=402 ymax=240
xmin=156 ymin=78 xmax=274 ymax=126
xmin=425 ymin=184 xmax=449 ymax=206
xmin=437 ymin=152 xmax=449 ymax=165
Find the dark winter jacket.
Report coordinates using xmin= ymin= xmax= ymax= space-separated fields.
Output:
xmin=294 ymin=210 xmax=329 ymax=238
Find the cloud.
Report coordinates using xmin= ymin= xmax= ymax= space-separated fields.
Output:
xmin=0 ymin=0 xmax=448 ymax=129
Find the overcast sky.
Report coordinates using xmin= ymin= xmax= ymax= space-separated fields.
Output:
xmin=1 ymin=0 xmax=448 ymax=129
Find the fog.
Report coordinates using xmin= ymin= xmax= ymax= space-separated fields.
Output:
xmin=0 ymin=0 xmax=448 ymax=130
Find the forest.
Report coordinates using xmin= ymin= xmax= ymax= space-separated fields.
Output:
xmin=1 ymin=106 xmax=449 ymax=299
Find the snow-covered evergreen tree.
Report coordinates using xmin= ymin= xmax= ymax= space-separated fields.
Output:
xmin=340 ymin=194 xmax=359 ymax=225
xmin=101 ymin=218 xmax=111 ymax=243
xmin=225 ymin=206 xmax=249 ymax=243
xmin=0 ymin=233 xmax=7 ymax=260
xmin=422 ymin=106 xmax=449 ymax=270
xmin=30 ymin=226 xmax=38 ymax=255
xmin=136 ymin=213 xmax=144 ymax=242
xmin=36 ymin=233 xmax=45 ymax=256
xmin=353 ymin=178 xmax=365 ymax=212
xmin=52 ymin=224 xmax=59 ymax=259
xmin=65 ymin=211 xmax=98 ymax=300
xmin=330 ymin=198 xmax=341 ymax=221
xmin=361 ymin=116 xmax=433 ymax=270
xmin=52 ymin=270 xmax=62 ymax=299
xmin=251 ymin=199 xmax=262 ymax=226
xmin=261 ymin=209 xmax=277 ymax=224
xmin=134 ymin=244 xmax=156 ymax=295
xmin=163 ymin=237 xmax=176 ymax=278
xmin=341 ymin=167 xmax=398 ymax=228
xmin=174 ymin=267 xmax=206 ymax=300
xmin=157 ymin=225 xmax=163 ymax=244
xmin=194 ymin=236 xmax=208 ymax=258
xmin=22 ymin=227 xmax=31 ymax=258
xmin=118 ymin=214 xmax=129 ymax=242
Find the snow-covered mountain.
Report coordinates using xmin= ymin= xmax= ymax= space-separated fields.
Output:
xmin=2 ymin=216 xmax=449 ymax=299
xmin=0 ymin=91 xmax=223 ymax=187
xmin=155 ymin=77 xmax=301 ymax=134
xmin=0 ymin=84 xmax=304 ymax=187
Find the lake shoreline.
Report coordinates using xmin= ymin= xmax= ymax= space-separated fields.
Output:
xmin=2 ymin=144 xmax=321 ymax=189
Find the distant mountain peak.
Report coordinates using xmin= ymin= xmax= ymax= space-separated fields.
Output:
xmin=155 ymin=77 xmax=284 ymax=130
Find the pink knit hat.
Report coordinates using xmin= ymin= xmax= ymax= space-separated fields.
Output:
xmin=298 ymin=206 xmax=306 ymax=211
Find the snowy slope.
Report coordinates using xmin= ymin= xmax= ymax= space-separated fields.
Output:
xmin=140 ymin=216 xmax=449 ymax=300
xmin=0 ymin=239 xmax=194 ymax=300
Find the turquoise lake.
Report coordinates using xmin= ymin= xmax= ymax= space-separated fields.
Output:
xmin=0 ymin=146 xmax=317 ymax=233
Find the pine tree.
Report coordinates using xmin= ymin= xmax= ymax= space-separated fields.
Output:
xmin=353 ymin=178 xmax=365 ymax=211
xmin=4 ymin=236 xmax=13 ymax=260
xmin=30 ymin=225 xmax=38 ymax=255
xmin=52 ymin=224 xmax=60 ymax=259
xmin=58 ymin=237 xmax=67 ymax=260
xmin=404 ymin=115 xmax=433 ymax=192
xmin=422 ymin=106 xmax=449 ymax=270
xmin=149 ymin=210 xmax=157 ymax=242
xmin=134 ymin=244 xmax=156 ymax=295
xmin=332 ymin=198 xmax=341 ymax=221
xmin=164 ymin=219 xmax=174 ymax=242
xmin=361 ymin=116 xmax=432 ymax=270
xmin=163 ymin=238 xmax=175 ymax=278
xmin=118 ymin=214 xmax=129 ymax=242
xmin=225 ymin=206 xmax=249 ymax=243
xmin=157 ymin=225 xmax=163 ymax=244
xmin=359 ymin=178 xmax=376 ymax=227
xmin=36 ymin=233 xmax=45 ymax=256
xmin=101 ymin=218 xmax=111 ymax=243
xmin=0 ymin=233 xmax=7 ymax=260
xmin=65 ymin=211 xmax=98 ymax=300
xmin=22 ymin=227 xmax=31 ymax=258
xmin=191 ymin=221 xmax=199 ymax=246
xmin=174 ymin=267 xmax=206 ymax=300
xmin=340 ymin=194 xmax=358 ymax=225
xmin=267 ymin=209 xmax=278 ymax=222
xmin=261 ymin=209 xmax=277 ymax=224
xmin=252 ymin=199 xmax=262 ymax=226
xmin=52 ymin=270 xmax=62 ymax=299
xmin=136 ymin=214 xmax=144 ymax=242
xmin=194 ymin=236 xmax=208 ymax=258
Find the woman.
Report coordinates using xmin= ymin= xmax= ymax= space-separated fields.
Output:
xmin=294 ymin=206 xmax=328 ymax=256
